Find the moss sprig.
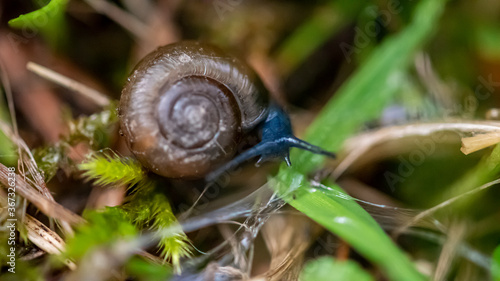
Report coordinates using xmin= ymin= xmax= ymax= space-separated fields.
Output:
xmin=78 ymin=153 xmax=192 ymax=273
xmin=78 ymin=153 xmax=146 ymax=187
xmin=124 ymin=180 xmax=192 ymax=274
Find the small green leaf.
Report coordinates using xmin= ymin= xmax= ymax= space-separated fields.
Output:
xmin=474 ymin=21 xmax=500 ymax=60
xmin=32 ymin=145 xmax=64 ymax=182
xmin=28 ymin=106 xmax=119 ymax=183
xmin=8 ymin=0 xmax=69 ymax=48
xmin=493 ymin=245 xmax=500 ymax=281
xmin=65 ymin=207 xmax=138 ymax=260
xmin=300 ymin=256 xmax=373 ymax=281
xmin=0 ymin=88 xmax=17 ymax=166
xmin=68 ymin=104 xmax=118 ymax=148
xmin=125 ymin=256 xmax=172 ymax=281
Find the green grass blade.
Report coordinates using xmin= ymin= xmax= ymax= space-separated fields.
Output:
xmin=493 ymin=245 xmax=500 ymax=281
xmin=125 ymin=256 xmax=172 ymax=281
xmin=275 ymin=0 xmax=448 ymax=280
xmin=0 ymin=89 xmax=16 ymax=166
xmin=300 ymin=256 xmax=374 ymax=281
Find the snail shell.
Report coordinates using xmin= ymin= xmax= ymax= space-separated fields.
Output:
xmin=119 ymin=41 xmax=270 ymax=178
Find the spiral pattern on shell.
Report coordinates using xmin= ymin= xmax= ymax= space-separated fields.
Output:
xmin=119 ymin=41 xmax=270 ymax=178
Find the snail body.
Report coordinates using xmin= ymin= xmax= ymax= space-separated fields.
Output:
xmin=119 ymin=41 xmax=334 ymax=180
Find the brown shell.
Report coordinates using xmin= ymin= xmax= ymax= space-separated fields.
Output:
xmin=119 ymin=41 xmax=270 ymax=178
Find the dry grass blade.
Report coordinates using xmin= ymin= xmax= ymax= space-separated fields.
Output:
xmin=335 ymin=121 xmax=500 ymax=178
xmin=217 ymin=224 xmax=251 ymax=277
xmin=0 ymin=119 xmax=77 ymax=233
xmin=27 ymin=62 xmax=110 ymax=107
xmin=258 ymin=213 xmax=322 ymax=281
xmin=415 ymin=53 xmax=455 ymax=110
xmin=25 ymin=214 xmax=76 ymax=270
xmin=0 ymin=120 xmax=54 ymax=200
xmin=392 ymin=178 xmax=500 ymax=237
xmin=460 ymin=132 xmax=500 ymax=155
xmin=433 ymin=221 xmax=466 ymax=281
xmin=0 ymin=163 xmax=84 ymax=225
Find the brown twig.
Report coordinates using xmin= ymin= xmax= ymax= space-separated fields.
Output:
xmin=84 ymin=0 xmax=149 ymax=42
xmin=27 ymin=62 xmax=110 ymax=107
xmin=392 ymin=178 xmax=500 ymax=237
xmin=0 ymin=120 xmax=54 ymax=200
xmin=335 ymin=121 xmax=500 ymax=178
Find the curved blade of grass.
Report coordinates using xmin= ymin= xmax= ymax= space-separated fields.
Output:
xmin=276 ymin=0 xmax=448 ymax=280
xmin=300 ymin=256 xmax=374 ymax=281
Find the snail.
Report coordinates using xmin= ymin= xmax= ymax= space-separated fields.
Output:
xmin=119 ymin=41 xmax=335 ymax=180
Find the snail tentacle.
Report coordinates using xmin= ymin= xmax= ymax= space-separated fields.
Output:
xmin=286 ymin=137 xmax=337 ymax=158
xmin=205 ymin=104 xmax=336 ymax=182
